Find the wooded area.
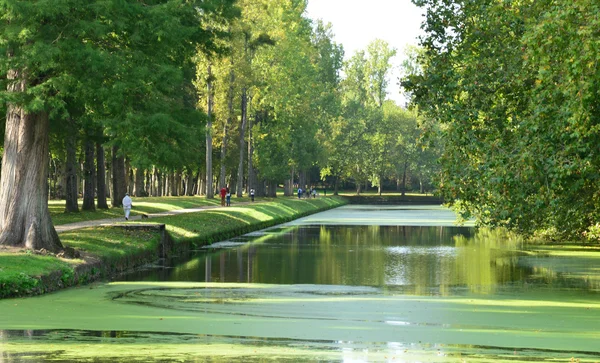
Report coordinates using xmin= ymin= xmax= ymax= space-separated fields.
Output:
xmin=0 ymin=0 xmax=433 ymax=252
xmin=404 ymin=0 xmax=600 ymax=239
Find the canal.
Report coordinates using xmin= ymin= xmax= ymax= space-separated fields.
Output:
xmin=1 ymin=205 xmax=599 ymax=362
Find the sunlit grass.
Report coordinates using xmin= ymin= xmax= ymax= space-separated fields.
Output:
xmin=59 ymin=227 xmax=162 ymax=259
xmin=49 ymin=196 xmax=259 ymax=225
xmin=148 ymin=197 xmax=347 ymax=244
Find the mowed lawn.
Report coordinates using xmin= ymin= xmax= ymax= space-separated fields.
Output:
xmin=49 ymin=195 xmax=255 ymax=225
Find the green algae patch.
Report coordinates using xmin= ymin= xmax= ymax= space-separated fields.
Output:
xmin=1 ymin=282 xmax=600 ymax=359
xmin=3 ymin=333 xmax=599 ymax=363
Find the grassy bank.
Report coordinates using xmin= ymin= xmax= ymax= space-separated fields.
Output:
xmin=50 ymin=195 xmax=255 ymax=225
xmin=0 ymin=197 xmax=347 ymax=299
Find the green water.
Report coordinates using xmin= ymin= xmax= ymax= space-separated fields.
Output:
xmin=1 ymin=205 xmax=600 ymax=362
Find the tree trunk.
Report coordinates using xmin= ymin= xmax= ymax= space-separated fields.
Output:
xmin=198 ymin=169 xmax=205 ymax=196
xmin=82 ymin=138 xmax=95 ymax=211
xmin=284 ymin=168 xmax=293 ymax=196
xmin=219 ymin=119 xmax=229 ymax=190
xmin=205 ymin=64 xmax=215 ymax=199
xmin=105 ymin=154 xmax=111 ymax=199
xmin=96 ymin=142 xmax=109 ymax=209
xmin=334 ymin=175 xmax=339 ymax=196
xmin=111 ymin=146 xmax=126 ymax=207
xmin=236 ymin=86 xmax=247 ymax=197
xmin=268 ymin=181 xmax=277 ymax=197
xmin=176 ymin=169 xmax=183 ymax=196
xmin=134 ymin=168 xmax=144 ymax=197
xmin=126 ymin=159 xmax=133 ymax=195
xmin=64 ymin=127 xmax=79 ymax=213
xmin=247 ymin=114 xmax=255 ymax=194
xmin=378 ymin=173 xmax=382 ymax=196
xmin=401 ymin=161 xmax=408 ymax=196
xmin=256 ymin=178 xmax=266 ymax=197
xmin=157 ymin=170 xmax=163 ymax=197
xmin=298 ymin=170 xmax=306 ymax=192
xmin=185 ymin=171 xmax=193 ymax=196
xmin=0 ymin=73 xmax=62 ymax=251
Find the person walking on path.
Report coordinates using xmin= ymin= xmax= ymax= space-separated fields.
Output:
xmin=220 ymin=186 xmax=227 ymax=206
xmin=122 ymin=193 xmax=132 ymax=220
xmin=250 ymin=188 xmax=255 ymax=202
xmin=226 ymin=186 xmax=231 ymax=206
xmin=297 ymin=187 xmax=302 ymax=199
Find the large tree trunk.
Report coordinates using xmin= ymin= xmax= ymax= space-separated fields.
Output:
xmin=0 ymin=73 xmax=62 ymax=251
xmin=268 ymin=181 xmax=277 ymax=197
xmin=111 ymin=146 xmax=126 ymax=207
xmin=96 ymin=142 xmax=109 ymax=209
xmin=82 ymin=138 xmax=96 ymax=211
xmin=205 ymin=64 xmax=215 ymax=199
xmin=64 ymin=127 xmax=79 ymax=213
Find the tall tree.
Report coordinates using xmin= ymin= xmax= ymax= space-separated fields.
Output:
xmin=0 ymin=0 xmax=237 ymax=251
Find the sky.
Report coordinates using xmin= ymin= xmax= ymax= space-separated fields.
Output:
xmin=305 ymin=0 xmax=425 ymax=105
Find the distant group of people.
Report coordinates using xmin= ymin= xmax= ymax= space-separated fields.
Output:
xmin=122 ymin=183 xmax=324 ymax=220
xmin=297 ymin=186 xmax=319 ymax=199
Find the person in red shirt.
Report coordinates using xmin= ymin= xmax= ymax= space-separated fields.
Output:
xmin=220 ymin=186 xmax=227 ymax=206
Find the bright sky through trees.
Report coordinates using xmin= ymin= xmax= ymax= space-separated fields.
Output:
xmin=305 ymin=0 xmax=424 ymax=105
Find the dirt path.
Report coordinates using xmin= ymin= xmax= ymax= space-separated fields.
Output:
xmin=55 ymin=202 xmax=253 ymax=233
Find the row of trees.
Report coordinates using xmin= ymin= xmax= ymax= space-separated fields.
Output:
xmin=405 ymin=0 xmax=600 ymax=238
xmin=0 ymin=0 xmax=438 ymax=252
xmin=0 ymin=0 xmax=238 ymax=251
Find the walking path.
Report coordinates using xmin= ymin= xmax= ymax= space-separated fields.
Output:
xmin=55 ymin=202 xmax=253 ymax=233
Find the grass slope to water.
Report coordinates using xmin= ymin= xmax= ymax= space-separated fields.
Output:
xmin=0 ymin=197 xmax=346 ymax=299
xmin=151 ymin=197 xmax=344 ymax=245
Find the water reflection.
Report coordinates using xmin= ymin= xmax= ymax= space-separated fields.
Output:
xmin=120 ymin=225 xmax=600 ymax=296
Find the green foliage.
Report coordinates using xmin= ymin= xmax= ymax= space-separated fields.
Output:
xmin=406 ymin=0 xmax=600 ymax=239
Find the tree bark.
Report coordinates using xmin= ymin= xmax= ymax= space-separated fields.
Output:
xmin=82 ymin=138 xmax=96 ymax=211
xmin=334 ymin=175 xmax=339 ymax=195
xmin=220 ymin=65 xmax=235 ymax=193
xmin=134 ymin=168 xmax=144 ymax=197
xmin=126 ymin=159 xmax=133 ymax=195
xmin=157 ymin=170 xmax=163 ymax=197
xmin=96 ymin=142 xmax=109 ymax=209
xmin=64 ymin=127 xmax=79 ymax=213
xmin=111 ymin=146 xmax=126 ymax=207
xmin=0 ymin=71 xmax=62 ymax=251
xmin=247 ymin=113 xmax=255 ymax=194
xmin=176 ymin=169 xmax=183 ymax=196
xmin=236 ymin=86 xmax=247 ymax=197
xmin=401 ymin=161 xmax=408 ymax=196
xmin=205 ymin=64 xmax=215 ymax=199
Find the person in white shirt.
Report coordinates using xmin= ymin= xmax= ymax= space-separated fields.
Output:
xmin=122 ymin=193 xmax=132 ymax=220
